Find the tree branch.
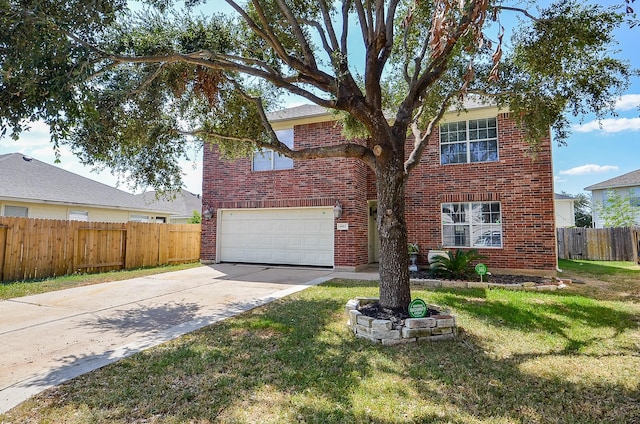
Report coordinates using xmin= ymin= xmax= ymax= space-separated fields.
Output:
xmin=185 ymin=128 xmax=376 ymax=168
xmin=318 ymin=0 xmax=340 ymax=52
xmin=341 ymin=0 xmax=352 ymax=53
xmin=404 ymin=93 xmax=454 ymax=173
xmin=406 ymin=0 xmax=489 ymax=111
xmin=494 ymin=5 xmax=541 ymax=22
xmin=353 ymin=0 xmax=372 ymax=45
xmin=273 ymin=0 xmax=319 ymax=68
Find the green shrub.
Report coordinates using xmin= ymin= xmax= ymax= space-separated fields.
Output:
xmin=430 ymin=249 xmax=485 ymax=280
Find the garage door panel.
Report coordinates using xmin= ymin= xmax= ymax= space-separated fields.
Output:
xmin=218 ymin=208 xmax=334 ymax=267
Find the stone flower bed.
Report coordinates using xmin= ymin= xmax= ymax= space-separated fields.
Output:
xmin=409 ymin=277 xmax=568 ymax=291
xmin=409 ymin=271 xmax=570 ymax=291
xmin=345 ymin=297 xmax=456 ymax=345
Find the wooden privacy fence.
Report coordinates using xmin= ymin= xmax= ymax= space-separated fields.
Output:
xmin=557 ymin=226 xmax=640 ymax=262
xmin=0 ymin=217 xmax=201 ymax=282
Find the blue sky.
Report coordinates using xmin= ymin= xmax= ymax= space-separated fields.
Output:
xmin=1 ymin=1 xmax=638 ymax=197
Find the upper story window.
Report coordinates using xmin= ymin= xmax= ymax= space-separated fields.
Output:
xmin=3 ymin=205 xmax=28 ymax=217
xmin=252 ymin=128 xmax=294 ymax=171
xmin=441 ymin=202 xmax=503 ymax=248
xmin=440 ymin=117 xmax=498 ymax=165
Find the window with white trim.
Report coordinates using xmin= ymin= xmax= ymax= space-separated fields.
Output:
xmin=441 ymin=202 xmax=502 ymax=248
xmin=252 ymin=128 xmax=294 ymax=171
xmin=3 ymin=205 xmax=28 ymax=217
xmin=440 ymin=118 xmax=498 ymax=165
xmin=69 ymin=210 xmax=89 ymax=221
xmin=130 ymin=214 xmax=150 ymax=222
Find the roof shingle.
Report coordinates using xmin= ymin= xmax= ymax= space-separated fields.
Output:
xmin=0 ymin=153 xmax=170 ymax=213
xmin=584 ymin=169 xmax=640 ymax=191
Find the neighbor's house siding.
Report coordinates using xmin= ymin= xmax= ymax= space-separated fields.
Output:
xmin=0 ymin=200 xmax=170 ymax=223
xmin=201 ymin=107 xmax=557 ymax=274
xmin=554 ymin=198 xmax=576 ymax=228
xmin=590 ymin=187 xmax=640 ymax=228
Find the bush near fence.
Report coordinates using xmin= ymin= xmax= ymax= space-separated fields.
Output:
xmin=557 ymin=226 xmax=640 ymax=262
xmin=0 ymin=217 xmax=201 ymax=282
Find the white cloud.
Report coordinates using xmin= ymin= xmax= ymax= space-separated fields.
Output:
xmin=616 ymin=94 xmax=640 ymax=111
xmin=560 ymin=164 xmax=619 ymax=176
xmin=573 ymin=117 xmax=640 ymax=133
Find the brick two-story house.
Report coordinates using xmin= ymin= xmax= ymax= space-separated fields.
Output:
xmin=201 ymin=103 xmax=557 ymax=275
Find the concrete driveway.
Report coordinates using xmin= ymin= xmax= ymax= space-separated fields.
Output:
xmin=0 ymin=264 xmax=376 ymax=413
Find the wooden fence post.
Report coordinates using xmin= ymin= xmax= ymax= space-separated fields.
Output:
xmin=0 ymin=217 xmax=201 ymax=283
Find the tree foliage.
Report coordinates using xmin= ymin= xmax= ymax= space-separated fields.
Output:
xmin=573 ymin=192 xmax=593 ymax=228
xmin=1 ymin=0 xmax=636 ymax=309
xmin=595 ymin=189 xmax=640 ymax=228
xmin=187 ymin=210 xmax=202 ymax=224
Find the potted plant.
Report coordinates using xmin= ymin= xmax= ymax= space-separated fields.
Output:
xmin=408 ymin=243 xmax=419 ymax=272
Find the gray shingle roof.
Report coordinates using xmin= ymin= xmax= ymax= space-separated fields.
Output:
xmin=554 ymin=193 xmax=575 ymax=200
xmin=266 ymin=104 xmax=328 ymax=122
xmin=266 ymin=97 xmax=496 ymax=123
xmin=584 ymin=169 xmax=640 ymax=191
xmin=134 ymin=189 xmax=202 ymax=218
xmin=0 ymin=153 xmax=169 ymax=213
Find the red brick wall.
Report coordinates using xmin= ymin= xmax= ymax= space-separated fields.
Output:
xmin=201 ymin=121 xmax=372 ymax=268
xmin=202 ymin=112 xmax=557 ymax=273
xmin=405 ymin=112 xmax=557 ymax=272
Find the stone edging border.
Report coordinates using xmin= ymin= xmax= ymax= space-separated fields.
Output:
xmin=410 ymin=278 xmax=568 ymax=291
xmin=346 ymin=297 xmax=457 ymax=346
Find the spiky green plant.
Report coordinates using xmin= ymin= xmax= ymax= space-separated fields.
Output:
xmin=430 ymin=249 xmax=485 ymax=280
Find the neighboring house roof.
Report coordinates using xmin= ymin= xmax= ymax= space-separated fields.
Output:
xmin=266 ymin=97 xmax=497 ymax=123
xmin=554 ymin=193 xmax=576 ymax=200
xmin=584 ymin=169 xmax=640 ymax=191
xmin=0 ymin=153 xmax=169 ymax=214
xmin=135 ymin=189 xmax=202 ymax=219
xmin=267 ymin=104 xmax=328 ymax=122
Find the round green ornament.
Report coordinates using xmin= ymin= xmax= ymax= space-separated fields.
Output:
xmin=475 ymin=263 xmax=488 ymax=276
xmin=408 ymin=298 xmax=428 ymax=318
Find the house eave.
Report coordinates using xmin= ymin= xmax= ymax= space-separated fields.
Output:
xmin=0 ymin=196 xmax=172 ymax=216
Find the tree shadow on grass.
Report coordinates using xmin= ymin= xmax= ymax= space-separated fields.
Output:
xmin=6 ymin=285 xmax=640 ymax=423
xmin=431 ymin=288 xmax=640 ymax=355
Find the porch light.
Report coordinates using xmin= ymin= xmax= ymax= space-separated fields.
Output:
xmin=333 ymin=200 xmax=343 ymax=219
xmin=203 ymin=207 xmax=214 ymax=221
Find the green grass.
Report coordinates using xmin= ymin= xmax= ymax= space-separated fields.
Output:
xmin=0 ymin=262 xmax=202 ymax=300
xmin=2 ymin=266 xmax=639 ymax=424
xmin=558 ymin=259 xmax=640 ymax=301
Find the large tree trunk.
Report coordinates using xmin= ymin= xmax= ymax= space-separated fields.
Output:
xmin=376 ymin=146 xmax=411 ymax=312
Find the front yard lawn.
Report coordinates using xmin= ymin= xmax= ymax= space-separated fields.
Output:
xmin=558 ymin=258 xmax=640 ymax=301
xmin=2 ymin=267 xmax=639 ymax=424
xmin=0 ymin=263 xmax=202 ymax=300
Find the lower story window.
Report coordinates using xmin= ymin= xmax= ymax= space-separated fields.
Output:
xmin=441 ymin=202 xmax=502 ymax=248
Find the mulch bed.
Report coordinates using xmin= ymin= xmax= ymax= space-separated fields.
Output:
xmin=358 ymin=272 xmax=559 ymax=321
xmin=410 ymin=270 xmax=551 ymax=285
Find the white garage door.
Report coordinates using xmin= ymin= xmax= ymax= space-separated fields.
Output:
xmin=218 ymin=207 xmax=334 ymax=267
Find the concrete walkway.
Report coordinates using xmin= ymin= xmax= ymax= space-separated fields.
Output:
xmin=0 ymin=264 xmax=379 ymax=413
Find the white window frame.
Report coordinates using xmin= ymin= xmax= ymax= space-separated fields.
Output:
xmin=129 ymin=214 xmax=150 ymax=222
xmin=440 ymin=117 xmax=499 ymax=165
xmin=69 ymin=210 xmax=89 ymax=221
xmin=441 ymin=202 xmax=503 ymax=248
xmin=252 ymin=128 xmax=294 ymax=171
xmin=3 ymin=205 xmax=28 ymax=217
